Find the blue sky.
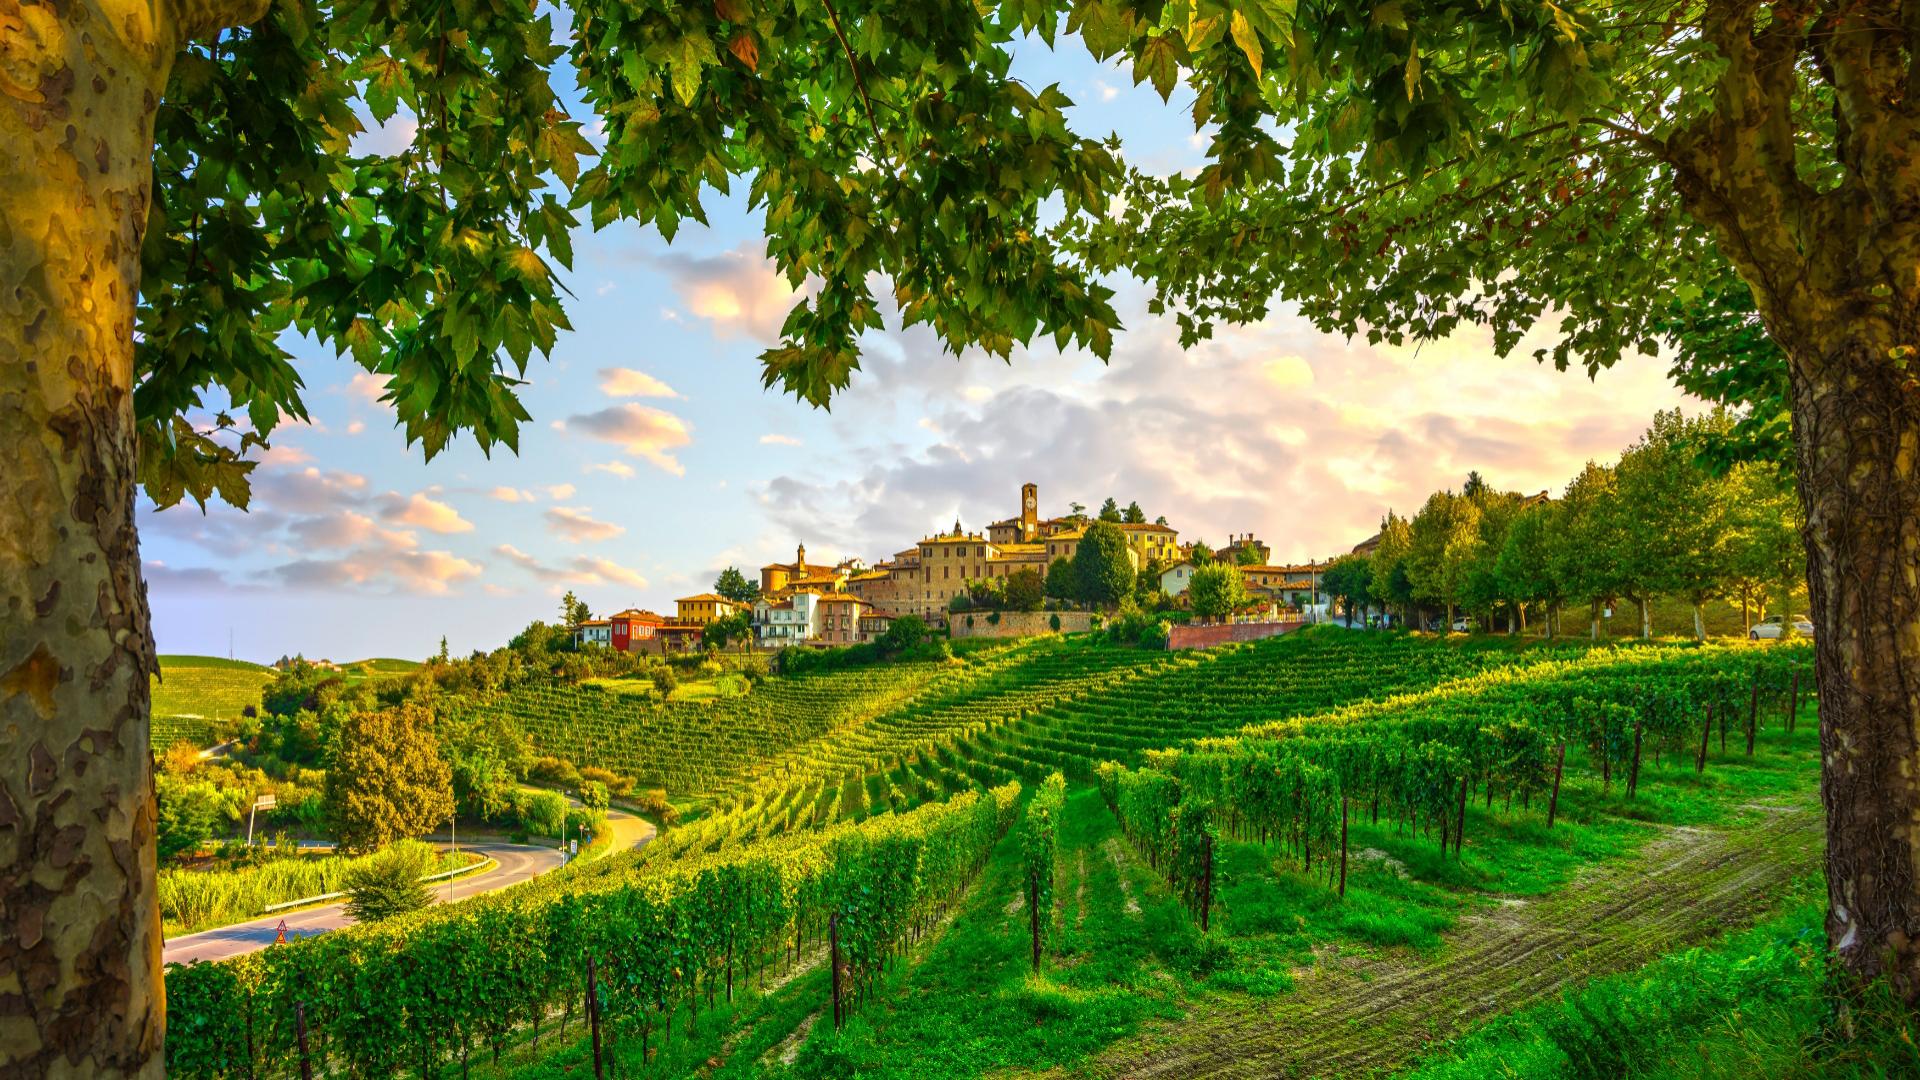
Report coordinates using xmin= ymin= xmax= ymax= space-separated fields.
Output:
xmin=140 ymin=34 xmax=1692 ymax=662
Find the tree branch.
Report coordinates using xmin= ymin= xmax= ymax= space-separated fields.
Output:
xmin=818 ymin=0 xmax=896 ymax=176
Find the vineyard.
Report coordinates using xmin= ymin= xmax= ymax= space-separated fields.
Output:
xmin=164 ymin=781 xmax=1020 ymax=1077
xmin=160 ymin=630 xmax=1826 ymax=1078
xmin=150 ymin=654 xmax=275 ymax=749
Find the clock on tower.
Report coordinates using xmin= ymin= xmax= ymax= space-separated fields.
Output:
xmin=1019 ymin=483 xmax=1039 ymax=540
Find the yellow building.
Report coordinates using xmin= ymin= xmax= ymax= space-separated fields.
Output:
xmin=1116 ymin=522 xmax=1181 ymax=565
xmin=760 ymin=542 xmax=839 ymax=595
xmin=675 ymin=593 xmax=746 ymax=625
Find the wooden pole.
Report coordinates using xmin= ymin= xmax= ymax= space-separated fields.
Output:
xmin=1338 ymin=797 xmax=1348 ymax=899
xmin=1746 ymin=676 xmax=1760 ymax=755
xmin=294 ymin=1001 xmax=314 ymax=1080
xmin=1627 ymin=722 xmax=1643 ymax=798
xmin=586 ymin=954 xmax=603 ymax=1080
xmin=1455 ymin=775 xmax=1468 ymax=858
xmin=1788 ymin=669 xmax=1801 ymax=732
xmin=1199 ymin=833 xmax=1213 ymax=933
xmin=1029 ymin=871 xmax=1042 ymax=973
xmin=830 ymin=912 xmax=843 ymax=1030
xmin=1697 ymin=710 xmax=1712 ymax=774
xmin=1546 ymin=743 xmax=1566 ymax=828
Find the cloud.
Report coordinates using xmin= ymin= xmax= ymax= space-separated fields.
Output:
xmin=759 ymin=434 xmax=803 ymax=447
xmin=353 ymin=113 xmax=418 ymax=157
xmin=598 ymin=367 xmax=680 ymax=398
xmin=646 ymin=243 xmax=806 ymax=343
xmin=378 ymin=492 xmax=474 ymax=534
xmin=753 ymin=287 xmax=1693 ymax=566
xmin=557 ymin=404 xmax=693 ymax=475
xmin=253 ymin=466 xmax=369 ymax=516
xmin=345 ymin=372 xmax=392 ymax=409
xmin=587 ymin=461 xmax=636 ymax=478
xmin=545 ymin=483 xmax=577 ymax=500
xmin=260 ymin=443 xmax=313 ymax=466
xmin=490 ymin=486 xmax=534 ymax=503
xmin=545 ymin=506 xmax=625 ymax=543
xmin=1261 ymin=355 xmax=1315 ymax=390
xmin=289 ymin=510 xmax=417 ymax=551
xmin=1095 ymin=80 xmax=1120 ymax=102
xmin=576 ymin=556 xmax=647 ymax=588
xmin=346 ymin=420 xmax=367 ymax=435
xmin=496 ymin=544 xmax=648 ymax=588
xmin=142 ymin=561 xmax=236 ymax=591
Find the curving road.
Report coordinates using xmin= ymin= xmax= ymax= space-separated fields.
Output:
xmin=163 ymin=805 xmax=655 ymax=966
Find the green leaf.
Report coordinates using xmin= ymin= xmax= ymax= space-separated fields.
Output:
xmin=1230 ymin=10 xmax=1262 ymax=78
xmin=1136 ymin=35 xmax=1182 ymax=100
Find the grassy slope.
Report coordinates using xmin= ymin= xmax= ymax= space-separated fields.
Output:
xmin=761 ymin=717 xmax=1822 ymax=1079
xmin=150 ymin=654 xmax=274 ymax=748
xmin=468 ymin=719 xmax=1824 ymax=1080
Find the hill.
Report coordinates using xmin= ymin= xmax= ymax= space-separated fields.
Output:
xmin=150 ymin=655 xmax=274 ymax=749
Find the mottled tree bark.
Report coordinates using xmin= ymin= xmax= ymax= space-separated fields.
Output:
xmin=1672 ymin=0 xmax=1920 ymax=1000
xmin=0 ymin=0 xmax=259 ymax=1074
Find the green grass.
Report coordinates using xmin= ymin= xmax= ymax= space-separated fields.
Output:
xmin=151 ymin=655 xmax=274 ymax=748
xmin=1396 ymin=879 xmax=1919 ymax=1080
xmin=669 ymin=672 xmax=752 ymax=702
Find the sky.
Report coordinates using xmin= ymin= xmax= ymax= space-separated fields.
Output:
xmin=140 ymin=33 xmax=1694 ymax=663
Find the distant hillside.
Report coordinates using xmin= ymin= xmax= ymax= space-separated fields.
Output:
xmin=150 ymin=655 xmax=274 ymax=750
xmin=343 ymin=657 xmax=422 ymax=673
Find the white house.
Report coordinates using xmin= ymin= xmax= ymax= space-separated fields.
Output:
xmin=1159 ymin=561 xmax=1197 ymax=597
xmin=574 ymin=619 xmax=612 ymax=647
xmin=753 ymin=592 xmax=820 ymax=646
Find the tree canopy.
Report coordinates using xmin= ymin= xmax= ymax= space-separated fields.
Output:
xmin=713 ymin=567 xmax=760 ymax=605
xmin=324 ymin=703 xmax=455 ymax=854
xmin=1072 ymin=521 xmax=1136 ymax=608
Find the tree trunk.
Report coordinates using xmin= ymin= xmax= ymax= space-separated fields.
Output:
xmin=1692 ymin=601 xmax=1706 ymax=642
xmin=1589 ymin=599 xmax=1601 ymax=640
xmin=1786 ymin=328 xmax=1920 ymax=1001
xmin=1637 ymin=595 xmax=1650 ymax=639
xmin=0 ymin=2 xmax=258 ymax=1074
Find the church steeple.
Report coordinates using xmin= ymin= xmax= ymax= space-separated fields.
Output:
xmin=796 ymin=542 xmax=806 ymax=567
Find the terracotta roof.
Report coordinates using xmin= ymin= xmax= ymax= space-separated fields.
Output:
xmin=851 ymin=570 xmax=890 ymax=581
xmin=816 ymin=594 xmax=865 ymax=604
xmin=1116 ymin=522 xmax=1179 ymax=534
xmin=988 ymin=543 xmax=1046 ymax=557
xmin=577 ymin=619 xmax=612 ymax=627
xmin=676 ymin=593 xmax=737 ymax=604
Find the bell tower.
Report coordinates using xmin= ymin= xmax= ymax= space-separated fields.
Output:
xmin=1020 ymin=482 xmax=1039 ymax=541
xmin=797 ymin=542 xmax=807 ymax=568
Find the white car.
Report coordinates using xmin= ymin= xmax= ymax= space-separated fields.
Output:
xmin=1750 ymin=615 xmax=1814 ymax=640
xmin=1450 ymin=617 xmax=1474 ymax=632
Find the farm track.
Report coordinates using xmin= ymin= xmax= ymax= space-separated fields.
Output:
xmin=1090 ymin=799 xmax=1824 ymax=1079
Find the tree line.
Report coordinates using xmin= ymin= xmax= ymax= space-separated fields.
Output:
xmin=1319 ymin=411 xmax=1803 ymax=640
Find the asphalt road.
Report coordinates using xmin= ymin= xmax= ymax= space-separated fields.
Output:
xmin=162 ymin=799 xmax=661 ymax=968
xmin=162 ymin=839 xmax=563 ymax=966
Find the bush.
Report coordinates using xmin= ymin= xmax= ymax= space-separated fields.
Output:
xmin=528 ymin=756 xmax=582 ymax=787
xmin=514 ymin=789 xmax=568 ymax=838
xmin=579 ymin=780 xmax=609 ymax=811
xmin=1049 ymin=613 xmax=1062 ymax=632
xmin=652 ymin=667 xmax=679 ymax=695
xmin=578 ymin=765 xmax=633 ymax=796
xmin=342 ymin=841 xmax=433 ymax=923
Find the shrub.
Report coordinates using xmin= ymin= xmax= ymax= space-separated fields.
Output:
xmin=1049 ymin=613 xmax=1062 ymax=632
xmin=579 ymin=780 xmax=609 ymax=811
xmin=342 ymin=841 xmax=433 ymax=923
xmin=528 ymin=756 xmax=582 ymax=787
xmin=578 ymin=765 xmax=632 ymax=796
xmin=515 ymin=789 xmax=568 ymax=837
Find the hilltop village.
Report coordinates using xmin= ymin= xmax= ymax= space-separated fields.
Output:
xmin=575 ymin=483 xmax=1332 ymax=652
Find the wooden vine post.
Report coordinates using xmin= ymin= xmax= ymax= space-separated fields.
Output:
xmin=1627 ymin=721 xmax=1644 ymax=798
xmin=1338 ymin=796 xmax=1349 ymax=899
xmin=830 ymin=912 xmax=844 ymax=1030
xmin=1454 ymin=775 xmax=1469 ymax=858
xmin=294 ymin=1001 xmax=314 ymax=1080
xmin=1697 ymin=707 xmax=1713 ymax=774
xmin=586 ymin=953 xmax=604 ymax=1080
xmin=1746 ymin=675 xmax=1760 ymax=755
xmin=1546 ymin=743 xmax=1566 ymax=828
xmin=1028 ymin=870 xmax=1042 ymax=973
xmin=1788 ymin=669 xmax=1801 ymax=732
xmin=1199 ymin=833 xmax=1213 ymax=933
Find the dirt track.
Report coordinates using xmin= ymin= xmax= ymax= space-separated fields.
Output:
xmin=1090 ymin=800 xmax=1824 ymax=1079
